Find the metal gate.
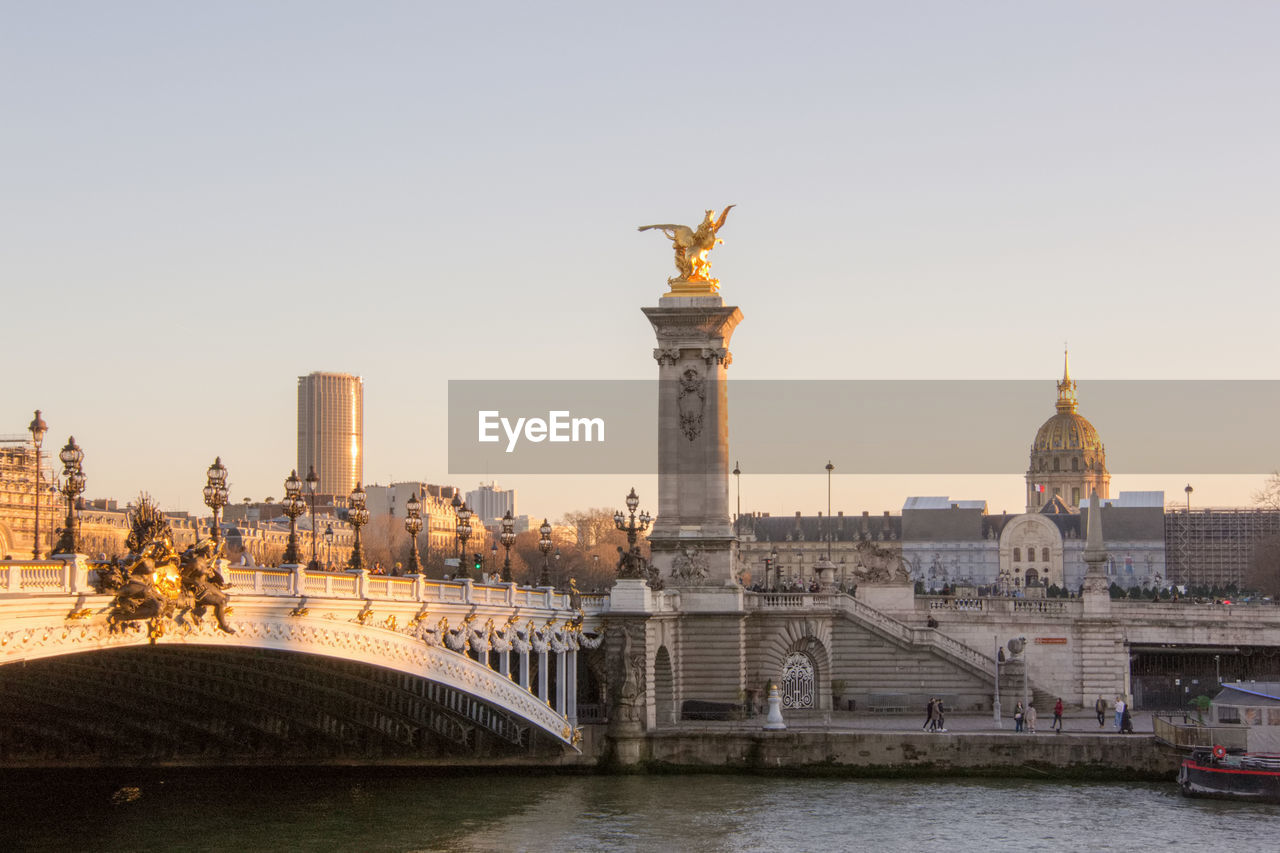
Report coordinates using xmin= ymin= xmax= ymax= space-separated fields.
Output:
xmin=781 ymin=652 xmax=815 ymax=709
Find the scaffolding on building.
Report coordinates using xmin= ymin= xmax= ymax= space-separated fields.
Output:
xmin=1164 ymin=507 xmax=1280 ymax=589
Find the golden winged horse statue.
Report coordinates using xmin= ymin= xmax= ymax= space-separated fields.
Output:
xmin=638 ymin=205 xmax=735 ymax=288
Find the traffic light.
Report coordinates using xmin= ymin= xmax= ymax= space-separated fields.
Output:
xmin=473 ymin=553 xmax=482 ymax=572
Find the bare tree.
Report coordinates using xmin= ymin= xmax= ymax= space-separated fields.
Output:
xmin=1254 ymin=472 xmax=1280 ymax=512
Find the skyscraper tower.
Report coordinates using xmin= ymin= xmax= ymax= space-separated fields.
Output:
xmin=297 ymin=372 xmax=363 ymax=499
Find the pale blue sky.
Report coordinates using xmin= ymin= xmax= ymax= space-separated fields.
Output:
xmin=4 ymin=2 xmax=1277 ymax=520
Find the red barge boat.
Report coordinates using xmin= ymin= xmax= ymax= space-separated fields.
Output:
xmin=1179 ymin=746 xmax=1280 ymax=802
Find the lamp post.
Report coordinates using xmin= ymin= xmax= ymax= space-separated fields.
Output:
xmin=324 ymin=523 xmax=335 ymax=569
xmin=613 ymin=487 xmax=651 ymax=579
xmin=733 ymin=461 xmax=741 ymax=527
xmin=347 ymin=483 xmax=369 ymax=571
xmin=537 ymin=518 xmax=553 ymax=587
xmin=56 ymin=436 xmax=86 ymax=555
xmin=450 ymin=489 xmax=463 ymax=559
xmin=499 ymin=509 xmax=516 ymax=582
xmin=282 ymin=469 xmax=305 ymax=565
xmin=454 ymin=501 xmax=473 ymax=579
xmin=28 ymin=410 xmax=47 ymax=559
xmin=404 ymin=492 xmax=423 ymax=575
xmin=305 ymin=465 xmax=319 ymax=569
xmin=825 ymin=461 xmax=834 ymax=560
xmin=203 ymin=457 xmax=228 ymax=547
xmin=764 ymin=549 xmax=777 ymax=591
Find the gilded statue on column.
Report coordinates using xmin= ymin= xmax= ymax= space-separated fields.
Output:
xmin=638 ymin=205 xmax=735 ymax=292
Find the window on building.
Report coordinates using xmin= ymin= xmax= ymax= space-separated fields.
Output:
xmin=1013 ymin=548 xmax=1021 ymax=562
xmin=1053 ymin=458 xmax=1060 ymax=472
xmin=1042 ymin=547 xmax=1050 ymax=562
xmin=1072 ymin=457 xmax=1079 ymax=472
xmin=1072 ymin=487 xmax=1080 ymax=506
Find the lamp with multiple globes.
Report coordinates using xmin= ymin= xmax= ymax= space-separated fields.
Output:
xmin=613 ymin=487 xmax=651 ymax=580
xmin=55 ymin=436 xmax=86 ymax=555
xmin=282 ymin=469 xmax=306 ymax=565
xmin=454 ymin=502 xmax=473 ymax=579
xmin=28 ymin=410 xmax=47 ymax=559
xmin=347 ymin=484 xmax=369 ymax=570
xmin=203 ymin=457 xmax=229 ymax=547
xmin=404 ymin=492 xmax=424 ymax=575
xmin=536 ymin=518 xmax=553 ymax=587
xmin=499 ymin=509 xmax=517 ymax=582
xmin=324 ymin=522 xmax=335 ymax=569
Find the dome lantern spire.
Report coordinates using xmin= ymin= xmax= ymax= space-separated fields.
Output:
xmin=1056 ymin=345 xmax=1077 ymax=413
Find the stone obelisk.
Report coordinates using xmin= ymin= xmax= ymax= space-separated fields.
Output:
xmin=640 ymin=242 xmax=743 ymax=587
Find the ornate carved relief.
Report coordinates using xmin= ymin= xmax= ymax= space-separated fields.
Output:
xmin=670 ymin=545 xmax=710 ymax=584
xmin=677 ymin=366 xmax=706 ymax=440
xmin=700 ymin=346 xmax=732 ymax=366
xmin=653 ymin=347 xmax=682 ymax=366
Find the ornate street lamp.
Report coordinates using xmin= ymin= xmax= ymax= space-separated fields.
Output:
xmin=203 ymin=457 xmax=229 ymax=547
xmin=764 ymin=548 xmax=778 ymax=591
xmin=490 ymin=542 xmax=498 ymax=579
xmin=28 ymin=410 xmax=47 ymax=559
xmin=324 ymin=522 xmax=335 ymax=569
xmin=404 ymin=491 xmax=424 ymax=574
xmin=305 ymin=465 xmax=320 ymax=569
xmin=282 ymin=469 xmax=305 ymax=565
xmin=454 ymin=501 xmax=473 ymax=579
xmin=499 ymin=509 xmax=517 ymax=582
xmin=613 ymin=487 xmax=651 ymax=579
xmin=55 ymin=436 xmax=86 ymax=555
xmin=347 ymin=483 xmax=369 ymax=570
xmin=537 ymin=518 xmax=553 ymax=587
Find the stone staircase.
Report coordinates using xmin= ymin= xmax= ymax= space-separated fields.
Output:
xmin=833 ymin=594 xmax=1059 ymax=710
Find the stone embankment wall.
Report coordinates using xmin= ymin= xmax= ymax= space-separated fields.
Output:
xmin=610 ymin=731 xmax=1180 ymax=779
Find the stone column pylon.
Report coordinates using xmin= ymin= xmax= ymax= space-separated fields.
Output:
xmin=642 ymin=293 xmax=743 ymax=586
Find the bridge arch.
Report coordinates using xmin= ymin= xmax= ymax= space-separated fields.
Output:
xmin=654 ymin=645 xmax=675 ymax=725
xmin=0 ymin=598 xmax=585 ymax=754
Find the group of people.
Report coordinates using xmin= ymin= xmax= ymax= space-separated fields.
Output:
xmin=1012 ymin=698 xmax=1066 ymax=733
xmin=922 ymin=697 xmax=948 ymax=732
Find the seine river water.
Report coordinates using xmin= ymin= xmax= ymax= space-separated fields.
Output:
xmin=3 ymin=769 xmax=1277 ymax=852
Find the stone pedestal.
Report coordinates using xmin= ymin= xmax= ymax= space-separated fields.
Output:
xmin=642 ymin=293 xmax=743 ymax=587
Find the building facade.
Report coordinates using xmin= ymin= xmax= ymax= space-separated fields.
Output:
xmin=297 ymin=372 xmax=363 ymax=500
xmin=0 ymin=439 xmax=60 ymax=558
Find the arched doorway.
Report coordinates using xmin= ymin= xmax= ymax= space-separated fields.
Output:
xmin=780 ymin=651 xmax=816 ymax=710
xmin=654 ymin=646 xmax=675 ymax=725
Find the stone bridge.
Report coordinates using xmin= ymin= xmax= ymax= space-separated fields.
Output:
xmin=0 ymin=557 xmax=606 ymax=763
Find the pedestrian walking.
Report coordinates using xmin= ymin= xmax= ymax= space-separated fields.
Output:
xmin=1014 ymin=701 xmax=1025 ymax=733
xmin=1027 ymin=704 xmax=1038 ymax=734
xmin=935 ymin=698 xmax=947 ymax=732
xmin=923 ymin=697 xmax=936 ymax=732
xmin=1095 ymin=695 xmax=1107 ymax=728
xmin=1052 ymin=698 xmax=1064 ymax=732
xmin=1114 ymin=695 xmax=1126 ymax=731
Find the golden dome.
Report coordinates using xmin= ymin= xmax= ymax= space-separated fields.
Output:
xmin=1032 ymin=349 xmax=1103 ymax=453
xmin=1033 ymin=410 xmax=1103 ymax=453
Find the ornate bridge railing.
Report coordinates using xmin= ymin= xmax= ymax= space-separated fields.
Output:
xmin=0 ymin=558 xmax=599 ymax=749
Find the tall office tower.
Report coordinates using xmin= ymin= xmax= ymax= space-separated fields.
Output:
xmin=466 ymin=481 xmax=517 ymax=525
xmin=297 ymin=372 xmax=363 ymax=499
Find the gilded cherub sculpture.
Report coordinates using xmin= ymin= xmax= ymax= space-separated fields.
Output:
xmin=639 ymin=205 xmax=735 ymax=289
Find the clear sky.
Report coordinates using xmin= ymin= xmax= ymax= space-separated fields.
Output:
xmin=4 ymin=2 xmax=1277 ymax=522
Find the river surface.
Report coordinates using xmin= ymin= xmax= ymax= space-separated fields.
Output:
xmin=3 ymin=769 xmax=1277 ymax=852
